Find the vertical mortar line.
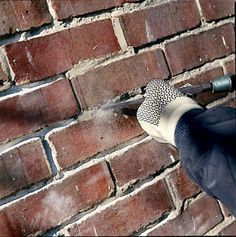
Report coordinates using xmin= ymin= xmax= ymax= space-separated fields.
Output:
xmin=161 ymin=46 xmax=173 ymax=81
xmin=0 ymin=47 xmax=15 ymax=84
xmin=41 ymin=138 xmax=60 ymax=177
xmin=195 ymin=0 xmax=206 ymax=26
xmin=45 ymin=0 xmax=58 ymax=22
xmin=111 ymin=17 xmax=129 ymax=51
xmin=68 ymin=78 xmax=82 ymax=115
xmin=105 ymin=159 xmax=117 ymax=196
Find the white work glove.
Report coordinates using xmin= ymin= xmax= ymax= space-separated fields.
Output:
xmin=137 ymin=79 xmax=202 ymax=146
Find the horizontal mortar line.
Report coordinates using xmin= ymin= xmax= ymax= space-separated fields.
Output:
xmin=0 ymin=73 xmax=66 ymax=99
xmin=0 ymin=116 xmax=77 ymax=154
xmin=206 ymin=92 xmax=236 ymax=109
xmin=136 ymin=16 xmax=235 ymax=53
xmin=170 ymin=53 xmax=235 ymax=85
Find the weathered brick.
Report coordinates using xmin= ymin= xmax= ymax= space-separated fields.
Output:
xmin=72 ymin=49 xmax=169 ymax=109
xmin=148 ymin=195 xmax=223 ymax=236
xmin=119 ymin=0 xmax=200 ymax=47
xmin=4 ymin=19 xmax=120 ymax=84
xmin=51 ymin=0 xmax=140 ymax=20
xmin=224 ymin=59 xmax=235 ymax=75
xmin=68 ymin=179 xmax=173 ymax=236
xmin=0 ymin=161 xmax=113 ymax=236
xmin=218 ymin=221 xmax=236 ymax=235
xmin=0 ymin=138 xmax=51 ymax=199
xmin=199 ymin=0 xmax=235 ymax=22
xmin=165 ymin=23 xmax=235 ymax=76
xmin=0 ymin=0 xmax=52 ymax=36
xmin=166 ymin=167 xmax=200 ymax=202
xmin=0 ymin=78 xmax=78 ymax=144
xmin=176 ymin=67 xmax=226 ymax=106
xmin=47 ymin=111 xmax=143 ymax=169
xmin=109 ymin=139 xmax=178 ymax=187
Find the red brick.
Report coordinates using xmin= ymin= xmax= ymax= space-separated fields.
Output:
xmin=72 ymin=49 xmax=169 ymax=109
xmin=119 ymin=0 xmax=200 ymax=47
xmin=218 ymin=221 xmax=236 ymax=235
xmin=51 ymin=0 xmax=140 ymax=20
xmin=224 ymin=59 xmax=235 ymax=75
xmin=165 ymin=23 xmax=235 ymax=76
xmin=0 ymin=0 xmax=52 ymax=36
xmin=4 ymin=19 xmax=120 ymax=84
xmin=0 ymin=161 xmax=113 ymax=236
xmin=47 ymin=111 xmax=143 ymax=169
xmin=148 ymin=195 xmax=223 ymax=236
xmin=68 ymin=179 xmax=173 ymax=236
xmin=176 ymin=67 xmax=226 ymax=106
xmin=0 ymin=78 xmax=78 ymax=144
xmin=109 ymin=139 xmax=178 ymax=187
xmin=0 ymin=138 xmax=51 ymax=199
xmin=199 ymin=0 xmax=235 ymax=22
xmin=166 ymin=167 xmax=200 ymax=202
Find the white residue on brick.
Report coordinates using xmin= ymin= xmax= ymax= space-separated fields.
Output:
xmin=60 ymin=165 xmax=178 ymax=232
xmin=145 ymin=19 xmax=155 ymax=42
xmin=45 ymin=0 xmax=58 ymax=21
xmin=31 ymin=190 xmax=75 ymax=228
xmin=222 ymin=36 xmax=228 ymax=48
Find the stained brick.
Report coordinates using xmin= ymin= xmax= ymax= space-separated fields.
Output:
xmin=109 ymin=139 xmax=178 ymax=187
xmin=165 ymin=23 xmax=235 ymax=76
xmin=0 ymin=78 xmax=78 ymax=144
xmin=0 ymin=0 xmax=52 ymax=36
xmin=72 ymin=49 xmax=169 ymax=109
xmin=218 ymin=221 xmax=236 ymax=235
xmin=224 ymin=59 xmax=235 ymax=75
xmin=0 ymin=161 xmax=113 ymax=236
xmin=166 ymin=167 xmax=200 ymax=202
xmin=119 ymin=0 xmax=200 ymax=47
xmin=176 ymin=67 xmax=226 ymax=106
xmin=51 ymin=0 xmax=140 ymax=20
xmin=67 ymin=179 xmax=173 ymax=236
xmin=0 ymin=138 xmax=51 ymax=199
xmin=199 ymin=0 xmax=235 ymax=22
xmin=47 ymin=111 xmax=143 ymax=169
xmin=4 ymin=19 xmax=120 ymax=84
xmin=148 ymin=195 xmax=223 ymax=236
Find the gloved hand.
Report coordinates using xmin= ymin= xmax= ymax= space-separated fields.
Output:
xmin=137 ymin=79 xmax=202 ymax=146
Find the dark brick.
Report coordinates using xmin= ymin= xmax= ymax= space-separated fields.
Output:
xmin=0 ymin=161 xmax=114 ymax=236
xmin=119 ymin=0 xmax=200 ymax=47
xmin=176 ymin=67 xmax=226 ymax=106
xmin=0 ymin=0 xmax=52 ymax=36
xmin=109 ymin=139 xmax=178 ymax=187
xmin=218 ymin=221 xmax=236 ymax=235
xmin=4 ymin=19 xmax=120 ymax=84
xmin=166 ymin=167 xmax=200 ymax=202
xmin=68 ymin=179 xmax=173 ymax=236
xmin=47 ymin=111 xmax=143 ymax=169
xmin=51 ymin=0 xmax=140 ymax=20
xmin=72 ymin=49 xmax=169 ymax=109
xmin=0 ymin=78 xmax=78 ymax=144
xmin=148 ymin=195 xmax=223 ymax=236
xmin=0 ymin=138 xmax=51 ymax=199
xmin=199 ymin=0 xmax=235 ymax=22
xmin=165 ymin=23 xmax=235 ymax=76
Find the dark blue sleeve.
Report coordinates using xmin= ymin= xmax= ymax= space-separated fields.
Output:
xmin=175 ymin=106 xmax=236 ymax=217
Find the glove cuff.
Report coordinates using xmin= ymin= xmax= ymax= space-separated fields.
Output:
xmin=138 ymin=97 xmax=202 ymax=146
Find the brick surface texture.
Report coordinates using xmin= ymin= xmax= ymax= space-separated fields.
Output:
xmin=0 ymin=0 xmax=235 ymax=235
xmin=0 ymin=0 xmax=52 ymax=36
xmin=51 ymin=0 xmax=140 ymax=20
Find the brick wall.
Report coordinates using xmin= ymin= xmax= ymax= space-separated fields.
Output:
xmin=0 ymin=0 xmax=235 ymax=236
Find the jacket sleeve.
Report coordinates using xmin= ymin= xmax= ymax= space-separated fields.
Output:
xmin=174 ymin=106 xmax=236 ymax=217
